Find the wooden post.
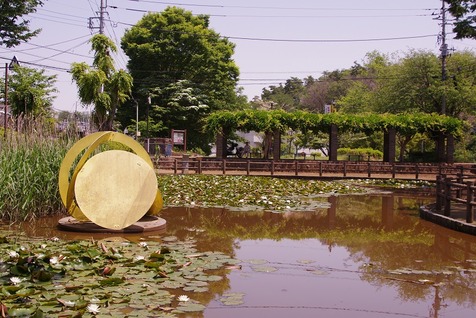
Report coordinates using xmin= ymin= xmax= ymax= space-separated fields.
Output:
xmin=383 ymin=127 xmax=396 ymax=163
xmin=391 ymin=163 xmax=396 ymax=179
xmin=295 ymin=161 xmax=298 ymax=176
xmin=319 ymin=161 xmax=323 ymax=176
xmin=273 ymin=130 xmax=281 ymax=160
xmin=457 ymin=173 xmax=463 ymax=199
xmin=271 ymin=160 xmax=275 ymax=176
xmin=198 ymin=158 xmax=202 ymax=174
xmin=415 ymin=163 xmax=419 ymax=180
xmin=222 ymin=159 xmax=226 ymax=175
xmin=246 ymin=160 xmax=250 ymax=176
xmin=328 ymin=124 xmax=338 ymax=161
xmin=444 ymin=177 xmax=451 ymax=216
xmin=435 ymin=175 xmax=442 ymax=211
xmin=447 ymin=134 xmax=454 ymax=164
xmin=367 ymin=162 xmax=371 ymax=178
xmin=466 ymin=181 xmax=474 ymax=223
xmin=174 ymin=158 xmax=178 ymax=174
xmin=343 ymin=161 xmax=347 ymax=177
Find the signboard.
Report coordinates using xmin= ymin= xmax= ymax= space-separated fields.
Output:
xmin=172 ymin=129 xmax=187 ymax=151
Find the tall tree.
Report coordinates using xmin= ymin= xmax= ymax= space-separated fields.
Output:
xmin=0 ymin=0 xmax=44 ymax=47
xmin=445 ymin=0 xmax=476 ymax=39
xmin=120 ymin=6 xmax=241 ymax=151
xmin=71 ymin=34 xmax=133 ymax=131
xmin=7 ymin=64 xmax=57 ymax=116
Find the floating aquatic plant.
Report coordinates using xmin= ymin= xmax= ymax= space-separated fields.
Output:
xmin=158 ymin=175 xmax=368 ymax=212
xmin=0 ymin=232 xmax=238 ymax=317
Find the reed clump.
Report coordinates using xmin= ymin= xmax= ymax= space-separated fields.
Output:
xmin=0 ymin=116 xmax=76 ymax=221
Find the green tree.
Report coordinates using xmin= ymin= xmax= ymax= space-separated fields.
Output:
xmin=372 ymin=50 xmax=476 ymax=117
xmin=0 ymin=0 xmax=44 ymax=47
xmin=445 ymin=0 xmax=476 ymax=39
xmin=71 ymin=34 xmax=133 ymax=131
xmin=120 ymin=7 xmax=242 ymax=150
xmin=7 ymin=64 xmax=57 ymax=116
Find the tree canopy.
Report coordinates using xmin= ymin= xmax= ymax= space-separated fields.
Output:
xmin=71 ymin=34 xmax=133 ymax=131
xmin=445 ymin=0 xmax=476 ymax=39
xmin=7 ymin=64 xmax=57 ymax=117
xmin=0 ymin=0 xmax=44 ymax=47
xmin=120 ymin=6 xmax=243 ymax=152
xmin=258 ymin=50 xmax=476 ymax=118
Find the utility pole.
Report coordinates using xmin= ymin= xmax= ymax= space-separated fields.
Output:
xmin=3 ymin=63 xmax=7 ymax=138
xmin=439 ymin=0 xmax=449 ymax=115
xmin=89 ymin=0 xmax=107 ymax=34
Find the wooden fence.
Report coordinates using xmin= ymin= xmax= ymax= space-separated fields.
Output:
xmin=435 ymin=173 xmax=476 ymax=224
xmin=155 ymin=157 xmax=473 ymax=180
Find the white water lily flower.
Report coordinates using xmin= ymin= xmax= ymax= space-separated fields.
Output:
xmin=50 ymin=237 xmax=60 ymax=242
xmin=134 ymin=255 xmax=145 ymax=261
xmin=90 ymin=298 xmax=100 ymax=304
xmin=138 ymin=242 xmax=148 ymax=248
xmin=87 ymin=303 xmax=100 ymax=315
xmin=8 ymin=251 xmax=19 ymax=258
xmin=178 ymin=295 xmax=190 ymax=302
xmin=64 ymin=300 xmax=75 ymax=307
xmin=40 ymin=244 xmax=47 ymax=249
xmin=50 ymin=257 xmax=58 ymax=265
xmin=10 ymin=277 xmax=22 ymax=285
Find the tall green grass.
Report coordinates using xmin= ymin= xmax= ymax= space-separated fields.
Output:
xmin=0 ymin=119 xmax=75 ymax=221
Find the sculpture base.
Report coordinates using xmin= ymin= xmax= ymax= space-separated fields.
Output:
xmin=58 ymin=215 xmax=166 ymax=233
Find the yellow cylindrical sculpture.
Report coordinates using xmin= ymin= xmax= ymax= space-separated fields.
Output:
xmin=58 ymin=131 xmax=163 ymax=230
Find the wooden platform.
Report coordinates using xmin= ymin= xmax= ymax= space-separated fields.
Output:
xmin=58 ymin=215 xmax=166 ymax=233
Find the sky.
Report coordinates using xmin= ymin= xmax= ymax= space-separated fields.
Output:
xmin=1 ymin=0 xmax=475 ymax=113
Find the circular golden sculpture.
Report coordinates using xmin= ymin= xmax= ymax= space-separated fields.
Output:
xmin=58 ymin=131 xmax=163 ymax=230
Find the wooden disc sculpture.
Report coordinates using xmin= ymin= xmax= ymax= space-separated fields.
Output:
xmin=58 ymin=131 xmax=163 ymax=230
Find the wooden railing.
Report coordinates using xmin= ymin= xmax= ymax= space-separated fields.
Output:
xmin=435 ymin=173 xmax=476 ymax=223
xmin=155 ymin=157 xmax=472 ymax=180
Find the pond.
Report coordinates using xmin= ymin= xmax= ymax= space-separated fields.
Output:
xmin=8 ymin=189 xmax=476 ymax=318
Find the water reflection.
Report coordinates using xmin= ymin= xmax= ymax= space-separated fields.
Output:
xmin=10 ymin=191 xmax=476 ymax=318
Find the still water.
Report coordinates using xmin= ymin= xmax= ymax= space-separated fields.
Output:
xmin=16 ymin=190 xmax=476 ymax=318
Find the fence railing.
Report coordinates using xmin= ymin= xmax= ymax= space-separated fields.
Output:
xmin=155 ymin=157 xmax=473 ymax=180
xmin=435 ymin=174 xmax=476 ymax=223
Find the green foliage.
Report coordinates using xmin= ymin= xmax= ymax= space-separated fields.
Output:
xmin=0 ymin=0 xmax=43 ymax=47
xmin=337 ymin=147 xmax=383 ymax=160
xmin=445 ymin=0 xmax=476 ymax=39
xmin=71 ymin=34 xmax=133 ymax=131
xmin=7 ymin=64 xmax=57 ymax=116
xmin=205 ymin=110 xmax=466 ymax=138
xmin=120 ymin=6 xmax=242 ymax=151
xmin=0 ymin=133 xmax=72 ymax=221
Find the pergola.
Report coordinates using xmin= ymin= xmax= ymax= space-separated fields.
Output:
xmin=205 ymin=110 xmax=466 ymax=163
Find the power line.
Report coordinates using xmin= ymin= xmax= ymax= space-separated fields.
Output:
xmin=124 ymin=0 xmax=437 ymax=12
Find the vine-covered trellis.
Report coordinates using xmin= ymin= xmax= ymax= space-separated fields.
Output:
xmin=205 ymin=110 xmax=467 ymax=163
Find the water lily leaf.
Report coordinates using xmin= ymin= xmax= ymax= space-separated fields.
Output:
xmin=220 ymin=293 xmax=245 ymax=306
xmin=99 ymin=277 xmax=124 ymax=286
xmin=245 ymin=259 xmax=268 ymax=265
xmin=175 ymin=302 xmax=206 ymax=312
xmin=7 ymin=307 xmax=36 ymax=317
xmin=251 ymin=265 xmax=278 ymax=273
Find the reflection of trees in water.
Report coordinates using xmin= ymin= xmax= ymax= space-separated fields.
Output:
xmin=162 ymin=196 xmax=476 ymax=311
xmin=10 ymin=193 xmax=476 ymax=312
